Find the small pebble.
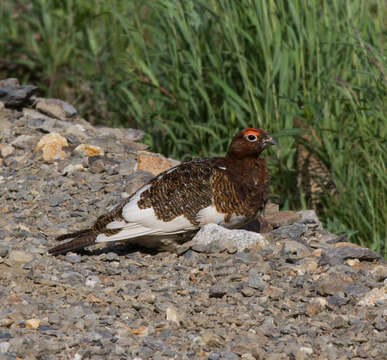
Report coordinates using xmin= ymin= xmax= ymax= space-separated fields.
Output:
xmin=209 ymin=285 xmax=228 ymax=298
xmin=8 ymin=250 xmax=33 ymax=263
xmin=241 ymin=287 xmax=255 ymax=297
xmin=0 ymin=246 xmax=9 ymax=258
xmin=25 ymin=319 xmax=41 ymax=329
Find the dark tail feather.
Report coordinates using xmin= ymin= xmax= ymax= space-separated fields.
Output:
xmin=55 ymin=228 xmax=94 ymax=241
xmin=49 ymin=231 xmax=96 ymax=255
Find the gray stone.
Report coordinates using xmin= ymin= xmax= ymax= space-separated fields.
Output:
xmin=106 ymin=252 xmax=120 ymax=261
xmin=345 ymin=283 xmax=370 ymax=296
xmin=297 ymin=210 xmax=322 ymax=229
xmin=89 ymin=158 xmax=105 ymax=173
xmin=34 ymin=98 xmax=77 ymax=120
xmin=208 ymin=353 xmax=220 ymax=360
xmin=327 ymin=295 xmax=350 ymax=306
xmin=118 ymin=158 xmax=137 ymax=176
xmin=319 ymin=246 xmax=381 ymax=266
xmin=11 ymin=135 xmax=35 ymax=149
xmin=60 ymin=271 xmax=84 ymax=283
xmin=96 ymin=127 xmax=145 ymax=142
xmin=241 ymin=287 xmax=255 ymax=297
xmin=65 ymin=124 xmax=89 ymax=142
xmin=0 ymin=246 xmax=9 ymax=257
xmin=281 ymin=240 xmax=311 ymax=259
xmin=374 ymin=319 xmax=387 ymax=331
xmin=326 ymin=233 xmax=348 ymax=244
xmin=269 ymin=223 xmax=308 ymax=241
xmin=220 ymin=351 xmax=239 ymax=360
xmin=0 ymin=85 xmax=37 ymax=107
xmin=50 ymin=194 xmax=70 ymax=207
xmin=316 ymin=272 xmax=353 ymax=296
xmin=23 ymin=107 xmax=57 ymax=124
xmin=0 ymin=331 xmax=11 ymax=340
xmin=64 ymin=254 xmax=82 ymax=264
xmin=248 ymin=269 xmax=266 ymax=291
xmin=331 ymin=315 xmax=348 ymax=329
xmin=209 ymin=285 xmax=228 ymax=298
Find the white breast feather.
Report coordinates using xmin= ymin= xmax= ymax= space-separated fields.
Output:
xmin=196 ymin=205 xmax=225 ymax=225
xmin=196 ymin=205 xmax=246 ymax=228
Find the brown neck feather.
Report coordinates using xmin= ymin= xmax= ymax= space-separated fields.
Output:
xmin=225 ymin=155 xmax=268 ymax=186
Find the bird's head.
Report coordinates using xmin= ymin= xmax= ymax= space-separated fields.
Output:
xmin=227 ymin=128 xmax=276 ymax=159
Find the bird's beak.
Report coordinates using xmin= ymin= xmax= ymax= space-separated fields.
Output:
xmin=264 ymin=137 xmax=277 ymax=147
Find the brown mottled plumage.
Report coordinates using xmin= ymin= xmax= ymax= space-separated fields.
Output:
xmin=49 ymin=128 xmax=276 ymax=255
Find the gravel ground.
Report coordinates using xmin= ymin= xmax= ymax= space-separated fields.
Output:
xmin=0 ymin=84 xmax=386 ymax=359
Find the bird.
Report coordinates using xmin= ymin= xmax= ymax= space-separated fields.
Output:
xmin=49 ymin=128 xmax=276 ymax=255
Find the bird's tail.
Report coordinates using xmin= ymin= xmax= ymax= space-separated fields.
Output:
xmin=49 ymin=229 xmax=96 ymax=255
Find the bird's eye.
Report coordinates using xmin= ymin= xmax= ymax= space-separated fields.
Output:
xmin=246 ymin=134 xmax=257 ymax=142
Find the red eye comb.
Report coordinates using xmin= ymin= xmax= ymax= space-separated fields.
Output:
xmin=243 ymin=128 xmax=260 ymax=136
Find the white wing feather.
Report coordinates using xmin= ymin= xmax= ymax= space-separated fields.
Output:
xmin=95 ymin=184 xmax=198 ymax=243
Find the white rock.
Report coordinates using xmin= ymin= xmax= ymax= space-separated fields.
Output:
xmin=300 ymin=347 xmax=313 ymax=355
xmin=191 ymin=223 xmax=267 ymax=253
xmin=166 ymin=306 xmax=180 ymax=325
xmin=85 ymin=275 xmax=100 ymax=288
xmin=61 ymin=163 xmax=84 ymax=175
xmin=358 ymin=285 xmax=387 ymax=306
xmin=310 ymin=297 xmax=328 ymax=308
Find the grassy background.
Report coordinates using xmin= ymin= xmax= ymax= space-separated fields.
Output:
xmin=1 ymin=0 xmax=386 ymax=256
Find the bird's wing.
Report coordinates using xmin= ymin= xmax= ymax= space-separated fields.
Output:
xmin=95 ymin=160 xmax=223 ymax=243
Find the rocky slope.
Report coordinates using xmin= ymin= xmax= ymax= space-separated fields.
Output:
xmin=0 ymin=79 xmax=386 ymax=360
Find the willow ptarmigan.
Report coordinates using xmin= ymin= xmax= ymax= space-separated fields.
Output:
xmin=49 ymin=128 xmax=276 ymax=255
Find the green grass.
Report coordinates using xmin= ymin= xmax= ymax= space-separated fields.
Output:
xmin=1 ymin=0 xmax=386 ymax=256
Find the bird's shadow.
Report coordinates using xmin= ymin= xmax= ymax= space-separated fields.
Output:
xmin=74 ymin=243 xmax=162 ymax=257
